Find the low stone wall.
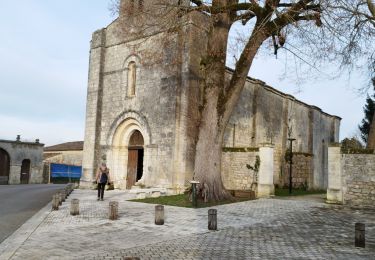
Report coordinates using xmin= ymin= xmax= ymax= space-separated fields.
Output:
xmin=327 ymin=146 xmax=375 ymax=208
xmin=221 ymin=147 xmax=259 ymax=191
xmin=282 ymin=153 xmax=313 ymax=189
xmin=221 ymin=145 xmax=275 ymax=198
xmin=44 ymin=151 xmax=83 ymax=166
xmin=341 ymin=154 xmax=375 ymax=208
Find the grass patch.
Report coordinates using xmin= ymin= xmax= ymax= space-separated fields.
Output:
xmin=275 ymin=188 xmax=326 ymax=197
xmin=129 ymin=194 xmax=254 ymax=208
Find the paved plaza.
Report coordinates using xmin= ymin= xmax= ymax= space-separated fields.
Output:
xmin=0 ymin=189 xmax=374 ymax=259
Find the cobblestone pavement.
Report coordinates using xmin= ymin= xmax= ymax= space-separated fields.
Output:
xmin=2 ymin=190 xmax=374 ymax=259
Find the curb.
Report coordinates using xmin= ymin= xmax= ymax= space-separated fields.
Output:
xmin=0 ymin=201 xmax=52 ymax=259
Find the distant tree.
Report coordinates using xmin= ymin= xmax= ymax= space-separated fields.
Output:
xmin=326 ymin=1 xmax=375 ymax=148
xmin=341 ymin=137 xmax=363 ymax=150
xmin=359 ymin=78 xmax=375 ymax=146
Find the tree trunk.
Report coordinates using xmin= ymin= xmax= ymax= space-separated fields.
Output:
xmin=367 ymin=111 xmax=375 ymax=149
xmin=194 ymin=87 xmax=230 ymax=201
xmin=193 ymin=2 xmax=232 ymax=201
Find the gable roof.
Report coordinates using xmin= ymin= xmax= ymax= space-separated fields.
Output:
xmin=44 ymin=141 xmax=84 ymax=152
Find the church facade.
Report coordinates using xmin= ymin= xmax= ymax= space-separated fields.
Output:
xmin=81 ymin=0 xmax=340 ymax=193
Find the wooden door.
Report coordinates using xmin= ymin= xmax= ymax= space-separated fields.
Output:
xmin=20 ymin=159 xmax=31 ymax=184
xmin=0 ymin=149 xmax=10 ymax=185
xmin=127 ymin=150 xmax=138 ymax=189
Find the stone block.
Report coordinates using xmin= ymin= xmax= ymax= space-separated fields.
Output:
xmin=151 ymin=191 xmax=161 ymax=198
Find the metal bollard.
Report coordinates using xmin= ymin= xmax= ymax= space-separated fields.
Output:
xmin=155 ymin=205 xmax=164 ymax=225
xmin=52 ymin=194 xmax=59 ymax=210
xmin=70 ymin=199 xmax=80 ymax=216
xmin=109 ymin=201 xmax=119 ymax=220
xmin=355 ymin=223 xmax=365 ymax=248
xmin=208 ymin=209 xmax=217 ymax=231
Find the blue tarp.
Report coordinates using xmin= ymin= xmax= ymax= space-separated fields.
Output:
xmin=50 ymin=163 xmax=82 ymax=178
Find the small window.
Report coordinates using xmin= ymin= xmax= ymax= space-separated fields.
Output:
xmin=139 ymin=0 xmax=144 ymax=11
xmin=128 ymin=61 xmax=137 ymax=96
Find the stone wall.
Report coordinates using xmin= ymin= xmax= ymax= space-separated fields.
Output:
xmin=44 ymin=151 xmax=83 ymax=166
xmin=341 ymin=153 xmax=375 ymax=208
xmin=222 ymin=148 xmax=259 ymax=191
xmin=221 ymin=145 xmax=275 ymax=198
xmin=223 ymin=77 xmax=340 ymax=190
xmin=0 ymin=139 xmax=44 ymax=184
xmin=282 ymin=153 xmax=313 ymax=189
xmin=327 ymin=146 xmax=375 ymax=208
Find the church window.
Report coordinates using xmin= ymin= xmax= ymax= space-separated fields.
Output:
xmin=127 ymin=61 xmax=137 ymax=96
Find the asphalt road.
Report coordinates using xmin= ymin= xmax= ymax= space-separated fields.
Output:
xmin=0 ymin=184 xmax=65 ymax=243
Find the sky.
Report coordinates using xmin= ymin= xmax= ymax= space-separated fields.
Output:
xmin=0 ymin=1 xmax=370 ymax=146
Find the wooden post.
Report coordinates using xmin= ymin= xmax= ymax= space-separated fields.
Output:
xmin=109 ymin=201 xmax=119 ymax=220
xmin=208 ymin=209 xmax=217 ymax=230
xmin=155 ymin=205 xmax=164 ymax=225
xmin=70 ymin=199 xmax=80 ymax=216
xmin=355 ymin=223 xmax=365 ymax=248
xmin=52 ymin=194 xmax=59 ymax=210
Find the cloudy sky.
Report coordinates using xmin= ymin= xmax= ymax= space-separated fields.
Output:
xmin=0 ymin=1 xmax=370 ymax=146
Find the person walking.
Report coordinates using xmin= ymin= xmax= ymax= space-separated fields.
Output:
xmin=96 ymin=163 xmax=111 ymax=201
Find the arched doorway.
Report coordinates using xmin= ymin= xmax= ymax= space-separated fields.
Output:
xmin=126 ymin=130 xmax=144 ymax=189
xmin=0 ymin=148 xmax=10 ymax=185
xmin=20 ymin=159 xmax=31 ymax=184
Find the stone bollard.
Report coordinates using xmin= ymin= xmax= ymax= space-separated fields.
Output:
xmin=68 ymin=184 xmax=73 ymax=194
xmin=355 ymin=223 xmax=365 ymax=248
xmin=155 ymin=205 xmax=164 ymax=225
xmin=70 ymin=199 xmax=80 ymax=216
xmin=208 ymin=209 xmax=217 ymax=231
xmin=57 ymin=192 xmax=63 ymax=206
xmin=60 ymin=190 xmax=66 ymax=203
xmin=109 ymin=201 xmax=119 ymax=220
xmin=52 ymin=194 xmax=59 ymax=210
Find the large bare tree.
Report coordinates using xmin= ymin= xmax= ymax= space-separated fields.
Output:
xmin=188 ymin=1 xmax=322 ymax=201
xmin=112 ymin=0 xmax=373 ymax=200
xmin=324 ymin=1 xmax=375 ymax=148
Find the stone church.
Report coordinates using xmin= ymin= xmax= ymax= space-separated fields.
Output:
xmin=81 ymin=0 xmax=340 ymax=194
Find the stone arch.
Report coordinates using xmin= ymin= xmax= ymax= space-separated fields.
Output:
xmin=106 ymin=111 xmax=152 ymax=189
xmin=107 ymin=110 xmax=152 ymax=145
xmin=0 ymin=148 xmax=10 ymax=185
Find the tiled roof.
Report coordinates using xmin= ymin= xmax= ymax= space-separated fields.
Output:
xmin=44 ymin=141 xmax=84 ymax=152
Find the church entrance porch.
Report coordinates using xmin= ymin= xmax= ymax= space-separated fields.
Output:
xmin=108 ymin=116 xmax=151 ymax=190
xmin=126 ymin=130 xmax=144 ymax=189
